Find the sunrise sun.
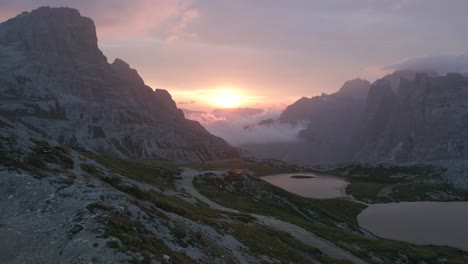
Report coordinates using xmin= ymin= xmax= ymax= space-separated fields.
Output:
xmin=209 ymin=89 xmax=245 ymax=108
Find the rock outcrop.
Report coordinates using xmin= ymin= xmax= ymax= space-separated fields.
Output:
xmin=0 ymin=7 xmax=237 ymax=161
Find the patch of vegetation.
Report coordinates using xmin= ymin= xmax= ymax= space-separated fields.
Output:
xmin=345 ymin=182 xmax=390 ymax=203
xmin=80 ymin=163 xmax=103 ymax=177
xmin=24 ymin=140 xmax=74 ymax=172
xmin=332 ymin=163 xmax=442 ymax=179
xmin=106 ymin=240 xmax=120 ymax=249
xmin=390 ymin=183 xmax=468 ymax=202
xmin=82 ymin=166 xmax=228 ymax=225
xmin=305 ymin=223 xmax=468 ymax=264
xmin=68 ymin=224 xmax=84 ymax=239
xmin=113 ymin=183 xmax=226 ymax=224
xmin=80 ymin=151 xmax=181 ymax=189
xmin=188 ymin=159 xmax=306 ymax=176
xmin=0 ymin=118 xmax=12 ymax=128
xmin=335 ymin=164 xmax=468 ymax=203
xmin=98 ymin=209 xmax=193 ymax=263
xmin=0 ymin=135 xmax=22 ymax=168
xmin=229 ymin=223 xmax=351 ymax=264
xmin=54 ymin=175 xmax=76 ymax=190
xmin=13 ymin=140 xmax=75 ymax=178
xmin=88 ymin=192 xmax=327 ymax=263
xmin=194 ymin=173 xmax=366 ymax=228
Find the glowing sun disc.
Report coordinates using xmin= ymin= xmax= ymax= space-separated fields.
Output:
xmin=210 ymin=89 xmax=244 ymax=108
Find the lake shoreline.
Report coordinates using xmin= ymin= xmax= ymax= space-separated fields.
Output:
xmin=261 ymin=171 xmax=468 ymax=253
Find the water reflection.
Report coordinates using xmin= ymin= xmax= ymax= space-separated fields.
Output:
xmin=261 ymin=172 xmax=349 ymax=199
xmin=358 ymin=202 xmax=468 ymax=251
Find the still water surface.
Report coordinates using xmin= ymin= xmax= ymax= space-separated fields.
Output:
xmin=261 ymin=172 xmax=349 ymax=199
xmin=358 ymin=202 xmax=468 ymax=251
xmin=261 ymin=173 xmax=468 ymax=252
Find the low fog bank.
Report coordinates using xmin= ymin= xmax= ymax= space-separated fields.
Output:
xmin=184 ymin=108 xmax=308 ymax=146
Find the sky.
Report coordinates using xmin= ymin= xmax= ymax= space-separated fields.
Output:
xmin=1 ymin=0 xmax=468 ymax=111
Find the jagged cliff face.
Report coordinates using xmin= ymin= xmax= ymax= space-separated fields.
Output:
xmin=267 ymin=78 xmax=371 ymax=164
xmin=246 ymin=72 xmax=468 ymax=165
xmin=354 ymin=72 xmax=468 ymax=162
xmin=0 ymin=7 xmax=237 ymax=161
xmin=287 ymin=72 xmax=468 ymax=164
xmin=279 ymin=78 xmax=370 ymax=125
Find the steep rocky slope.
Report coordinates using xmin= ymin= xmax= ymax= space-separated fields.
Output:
xmin=0 ymin=7 xmax=237 ymax=162
xmin=0 ymin=117 xmax=293 ymax=263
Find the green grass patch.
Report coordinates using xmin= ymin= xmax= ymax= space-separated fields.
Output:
xmin=305 ymin=223 xmax=468 ymax=264
xmin=0 ymin=135 xmax=22 ymax=168
xmin=194 ymin=173 xmax=366 ymax=228
xmin=340 ymin=163 xmax=468 ymax=203
xmin=80 ymin=151 xmax=181 ymax=189
xmin=230 ymin=223 xmax=351 ymax=264
xmin=390 ymin=183 xmax=468 ymax=202
xmin=333 ymin=164 xmax=442 ymax=180
xmin=21 ymin=140 xmax=74 ymax=177
xmin=99 ymin=209 xmax=193 ymax=263
xmin=345 ymin=182 xmax=390 ymax=203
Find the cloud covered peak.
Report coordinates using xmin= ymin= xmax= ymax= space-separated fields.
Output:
xmin=383 ymin=54 xmax=468 ymax=75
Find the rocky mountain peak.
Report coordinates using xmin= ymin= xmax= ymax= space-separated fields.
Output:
xmin=111 ymin=58 xmax=145 ymax=86
xmin=446 ymin=72 xmax=465 ymax=80
xmin=153 ymin=88 xmax=183 ymax=117
xmin=0 ymin=6 xmax=106 ymax=64
xmin=0 ymin=7 xmax=238 ymax=162
xmin=337 ymin=78 xmax=371 ymax=98
xmin=279 ymin=97 xmax=312 ymax=123
xmin=377 ymin=70 xmax=425 ymax=93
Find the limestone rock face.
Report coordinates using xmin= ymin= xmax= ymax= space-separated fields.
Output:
xmin=0 ymin=7 xmax=106 ymax=65
xmin=354 ymin=72 xmax=468 ymax=162
xmin=0 ymin=7 xmax=238 ymax=161
xmin=272 ymin=79 xmax=371 ymax=164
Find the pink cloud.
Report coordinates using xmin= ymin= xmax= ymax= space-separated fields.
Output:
xmin=0 ymin=0 xmax=200 ymax=39
xmin=165 ymin=9 xmax=201 ymax=42
xmin=95 ymin=0 xmax=199 ymax=37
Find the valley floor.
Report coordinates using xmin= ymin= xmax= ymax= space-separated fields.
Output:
xmin=177 ymin=168 xmax=367 ymax=264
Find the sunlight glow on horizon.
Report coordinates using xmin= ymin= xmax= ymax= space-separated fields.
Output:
xmin=168 ymin=86 xmax=300 ymax=112
xmin=208 ymin=89 xmax=246 ymax=108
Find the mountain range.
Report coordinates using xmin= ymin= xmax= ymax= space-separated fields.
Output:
xmin=243 ymin=71 xmax=468 ymax=165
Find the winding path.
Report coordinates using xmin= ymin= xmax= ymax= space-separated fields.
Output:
xmin=178 ymin=168 xmax=368 ymax=264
